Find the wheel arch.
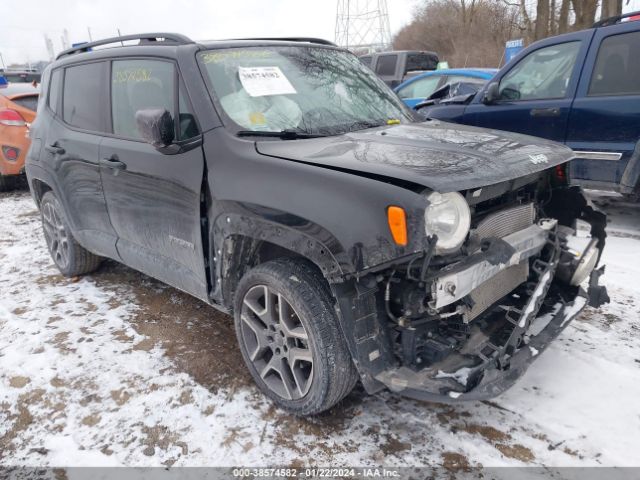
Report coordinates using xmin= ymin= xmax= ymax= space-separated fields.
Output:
xmin=30 ymin=178 xmax=53 ymax=207
xmin=211 ymin=212 xmax=348 ymax=311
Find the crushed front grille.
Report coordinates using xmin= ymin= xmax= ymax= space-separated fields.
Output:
xmin=473 ymin=203 xmax=535 ymax=240
xmin=464 ymin=261 xmax=529 ymax=323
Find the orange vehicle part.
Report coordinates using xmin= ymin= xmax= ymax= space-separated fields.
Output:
xmin=0 ymin=90 xmax=38 ymax=178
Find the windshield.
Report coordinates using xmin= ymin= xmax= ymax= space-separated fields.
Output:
xmin=198 ymin=46 xmax=415 ymax=135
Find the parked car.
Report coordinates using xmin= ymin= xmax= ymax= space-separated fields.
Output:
xmin=0 ymin=82 xmax=39 ymax=190
xmin=0 ymin=68 xmax=42 ymax=84
xmin=424 ymin=11 xmax=640 ymax=199
xmin=395 ymin=68 xmax=497 ymax=108
xmin=27 ymin=33 xmax=608 ymax=415
xmin=359 ymin=50 xmax=439 ymax=87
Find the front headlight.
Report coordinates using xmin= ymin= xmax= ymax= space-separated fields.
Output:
xmin=424 ymin=191 xmax=471 ymax=253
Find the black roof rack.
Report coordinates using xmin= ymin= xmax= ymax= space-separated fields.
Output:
xmin=593 ymin=10 xmax=640 ymax=28
xmin=56 ymin=33 xmax=193 ymax=60
xmin=232 ymin=37 xmax=337 ymax=46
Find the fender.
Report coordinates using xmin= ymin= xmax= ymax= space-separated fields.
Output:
xmin=210 ymin=210 xmax=397 ymax=392
xmin=210 ymin=209 xmax=348 ymax=309
xmin=620 ymin=139 xmax=640 ymax=195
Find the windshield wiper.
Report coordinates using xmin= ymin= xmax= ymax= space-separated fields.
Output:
xmin=237 ymin=129 xmax=327 ymax=140
xmin=344 ymin=120 xmax=387 ymax=133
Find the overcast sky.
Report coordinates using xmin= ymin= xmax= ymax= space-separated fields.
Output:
xmin=0 ymin=0 xmax=422 ymax=65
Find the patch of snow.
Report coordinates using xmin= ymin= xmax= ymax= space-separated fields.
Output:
xmin=1 ymin=191 xmax=639 ymax=468
xmin=519 ymin=268 xmax=553 ymax=327
xmin=436 ymin=367 xmax=472 ymax=386
xmin=560 ymin=296 xmax=588 ymax=327
xmin=527 ymin=302 xmax=563 ymax=337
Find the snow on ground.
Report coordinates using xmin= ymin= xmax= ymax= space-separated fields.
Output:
xmin=1 ymin=189 xmax=639 ymax=470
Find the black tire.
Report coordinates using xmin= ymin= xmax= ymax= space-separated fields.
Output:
xmin=234 ymin=258 xmax=359 ymax=415
xmin=40 ymin=191 xmax=102 ymax=277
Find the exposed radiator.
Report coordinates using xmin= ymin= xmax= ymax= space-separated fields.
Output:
xmin=464 ymin=261 xmax=529 ymax=323
xmin=473 ymin=203 xmax=536 ymax=240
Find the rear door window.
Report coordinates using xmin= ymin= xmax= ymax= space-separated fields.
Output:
xmin=63 ymin=62 xmax=107 ymax=131
xmin=111 ymin=59 xmax=175 ymax=140
xmin=589 ymin=31 xmax=640 ymax=96
xmin=376 ymin=55 xmax=397 ymax=76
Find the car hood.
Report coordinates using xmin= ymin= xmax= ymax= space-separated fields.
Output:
xmin=256 ymin=121 xmax=574 ymax=192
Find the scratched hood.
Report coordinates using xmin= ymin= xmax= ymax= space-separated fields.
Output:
xmin=256 ymin=121 xmax=575 ymax=192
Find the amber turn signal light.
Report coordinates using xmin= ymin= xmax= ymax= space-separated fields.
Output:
xmin=387 ymin=206 xmax=408 ymax=246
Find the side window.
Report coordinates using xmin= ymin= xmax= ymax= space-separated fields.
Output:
xmin=446 ymin=75 xmax=486 ymax=86
xmin=376 ymin=55 xmax=397 ymax=76
xmin=48 ymin=69 xmax=62 ymax=114
xmin=360 ymin=56 xmax=372 ymax=68
xmin=111 ymin=59 xmax=175 ymax=140
xmin=178 ymin=85 xmax=199 ymax=141
xmin=498 ymin=42 xmax=581 ymax=101
xmin=398 ymin=75 xmax=441 ymax=99
xmin=589 ymin=31 xmax=640 ymax=96
xmin=63 ymin=62 xmax=106 ymax=131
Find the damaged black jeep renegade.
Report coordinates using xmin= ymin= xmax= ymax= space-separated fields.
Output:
xmin=26 ymin=34 xmax=609 ymax=415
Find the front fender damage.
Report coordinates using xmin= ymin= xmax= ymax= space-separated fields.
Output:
xmin=331 ymin=185 xmax=610 ymax=401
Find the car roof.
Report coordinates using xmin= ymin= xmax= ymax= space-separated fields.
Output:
xmin=394 ymin=68 xmax=497 ymax=91
xmin=0 ymin=83 xmax=40 ymax=97
xmin=51 ymin=37 xmax=347 ymax=69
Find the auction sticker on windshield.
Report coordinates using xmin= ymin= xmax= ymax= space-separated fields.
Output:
xmin=238 ymin=66 xmax=296 ymax=97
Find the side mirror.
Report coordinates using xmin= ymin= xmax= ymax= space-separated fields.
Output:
xmin=482 ymin=82 xmax=500 ymax=105
xmin=135 ymin=108 xmax=175 ymax=148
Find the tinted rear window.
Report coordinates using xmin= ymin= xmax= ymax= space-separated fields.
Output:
xmin=360 ymin=56 xmax=372 ymax=67
xmin=589 ymin=31 xmax=640 ymax=96
xmin=375 ymin=55 xmax=397 ymax=76
xmin=63 ymin=62 xmax=106 ymax=131
xmin=11 ymin=95 xmax=39 ymax=112
xmin=406 ymin=53 xmax=439 ymax=72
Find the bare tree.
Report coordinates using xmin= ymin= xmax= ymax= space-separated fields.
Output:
xmin=395 ymin=1 xmax=522 ymax=67
xmin=394 ymin=0 xmax=631 ymax=69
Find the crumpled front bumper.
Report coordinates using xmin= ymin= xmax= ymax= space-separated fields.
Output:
xmin=375 ymin=263 xmax=608 ymax=403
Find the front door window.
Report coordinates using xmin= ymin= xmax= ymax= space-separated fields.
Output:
xmin=498 ymin=42 xmax=581 ymax=101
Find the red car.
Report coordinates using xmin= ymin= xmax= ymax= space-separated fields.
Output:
xmin=0 ymin=82 xmax=39 ymax=190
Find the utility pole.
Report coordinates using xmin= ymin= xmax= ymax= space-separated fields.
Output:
xmin=87 ymin=27 xmax=93 ymax=42
xmin=0 ymin=52 xmax=5 ymax=69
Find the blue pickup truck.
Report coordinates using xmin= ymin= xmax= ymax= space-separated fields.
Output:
xmin=424 ymin=12 xmax=640 ymax=198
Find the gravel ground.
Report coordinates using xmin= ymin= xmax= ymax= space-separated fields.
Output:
xmin=1 ymin=188 xmax=639 ymax=470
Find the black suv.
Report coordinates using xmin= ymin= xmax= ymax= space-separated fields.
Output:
xmin=26 ymin=33 xmax=609 ymax=415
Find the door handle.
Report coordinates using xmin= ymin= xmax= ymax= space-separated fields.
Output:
xmin=530 ymin=107 xmax=561 ymax=118
xmin=45 ymin=143 xmax=65 ymax=155
xmin=100 ymin=155 xmax=127 ymax=171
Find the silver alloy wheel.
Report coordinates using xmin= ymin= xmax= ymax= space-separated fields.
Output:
xmin=42 ymin=201 xmax=70 ymax=270
xmin=240 ymin=284 xmax=314 ymax=400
